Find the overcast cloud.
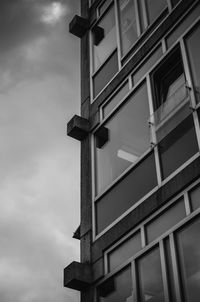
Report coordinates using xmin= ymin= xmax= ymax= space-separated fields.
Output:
xmin=0 ymin=1 xmax=80 ymax=301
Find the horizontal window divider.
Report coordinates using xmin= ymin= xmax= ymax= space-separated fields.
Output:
xmin=93 ymin=147 xmax=154 ymax=203
xmin=100 ymin=210 xmax=200 ymax=285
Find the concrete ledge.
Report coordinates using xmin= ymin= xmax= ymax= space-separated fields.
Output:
xmin=63 ymin=261 xmax=92 ymax=291
xmin=67 ymin=115 xmax=90 ymax=141
xmin=69 ymin=15 xmax=89 ymax=38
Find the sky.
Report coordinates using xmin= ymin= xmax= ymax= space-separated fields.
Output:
xmin=0 ymin=1 xmax=81 ymax=302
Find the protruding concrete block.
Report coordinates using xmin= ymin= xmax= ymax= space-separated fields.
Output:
xmin=67 ymin=115 xmax=90 ymax=141
xmin=63 ymin=261 xmax=92 ymax=291
xmin=69 ymin=15 xmax=89 ymax=38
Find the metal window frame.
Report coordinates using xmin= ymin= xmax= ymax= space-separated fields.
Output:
xmin=91 ymin=18 xmax=200 ymax=241
xmin=95 ymin=180 xmax=200 ymax=301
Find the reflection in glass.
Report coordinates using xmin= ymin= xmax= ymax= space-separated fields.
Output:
xmin=95 ymin=82 xmax=150 ymax=195
xmin=177 ymin=218 xmax=200 ymax=302
xmin=190 ymin=184 xmax=200 ymax=212
xmin=186 ymin=24 xmax=200 ymax=103
xmin=118 ymin=0 xmax=138 ymax=56
xmin=108 ymin=231 xmax=141 ymax=272
xmin=145 ymin=0 xmax=167 ymax=25
xmin=93 ymin=5 xmax=117 ymax=72
xmin=146 ymin=198 xmax=185 ymax=243
xmin=98 ymin=266 xmax=133 ymax=302
xmin=137 ymin=247 xmax=164 ymax=302
xmin=159 ymin=115 xmax=199 ymax=179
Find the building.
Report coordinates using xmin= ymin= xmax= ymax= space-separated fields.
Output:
xmin=64 ymin=1 xmax=200 ymax=301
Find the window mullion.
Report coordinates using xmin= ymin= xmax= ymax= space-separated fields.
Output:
xmin=135 ymin=0 xmax=141 ymax=36
xmin=114 ymin=0 xmax=122 ymax=69
xmin=169 ymin=233 xmax=182 ymax=302
xmin=160 ymin=240 xmax=170 ymax=302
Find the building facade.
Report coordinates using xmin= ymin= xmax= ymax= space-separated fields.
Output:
xmin=64 ymin=1 xmax=200 ymax=301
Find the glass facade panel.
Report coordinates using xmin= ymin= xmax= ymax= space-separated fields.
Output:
xmin=190 ymin=185 xmax=200 ymax=212
xmin=93 ymin=50 xmax=118 ymax=97
xmin=132 ymin=46 xmax=163 ymax=85
xmin=108 ymin=231 xmax=141 ymax=272
xmin=98 ymin=266 xmax=133 ymax=302
xmin=96 ymin=151 xmax=157 ymax=234
xmin=146 ymin=198 xmax=185 ymax=243
xmin=177 ymin=218 xmax=200 ymax=302
xmin=102 ymin=81 xmax=129 ymax=118
xmin=186 ymin=24 xmax=200 ymax=104
xmin=95 ymin=82 xmax=150 ymax=195
xmin=137 ymin=247 xmax=165 ymax=302
xmin=92 ymin=4 xmax=117 ymax=72
xmin=159 ymin=115 xmax=198 ymax=180
xmin=166 ymin=5 xmax=200 ymax=49
xmin=164 ymin=238 xmax=177 ymax=302
xmin=145 ymin=0 xmax=167 ymax=25
xmin=118 ymin=0 xmax=138 ymax=56
xmin=99 ymin=0 xmax=113 ymax=16
xmin=171 ymin=0 xmax=181 ymax=7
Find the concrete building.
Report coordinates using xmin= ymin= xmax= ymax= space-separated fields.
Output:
xmin=64 ymin=1 xmax=200 ymax=301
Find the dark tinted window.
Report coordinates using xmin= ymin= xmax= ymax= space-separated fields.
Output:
xmin=93 ymin=50 xmax=118 ymax=97
xmin=159 ymin=115 xmax=198 ymax=179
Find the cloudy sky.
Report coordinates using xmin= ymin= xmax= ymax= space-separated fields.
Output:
xmin=0 ymin=1 xmax=80 ymax=301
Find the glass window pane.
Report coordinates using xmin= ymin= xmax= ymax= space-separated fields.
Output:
xmin=171 ymin=0 xmax=181 ymax=7
xmin=145 ymin=0 xmax=167 ymax=25
xmin=95 ymin=82 xmax=150 ymax=195
xmin=132 ymin=46 xmax=163 ymax=85
xmin=166 ymin=5 xmax=200 ymax=49
xmin=102 ymin=81 xmax=129 ymax=118
xmin=177 ymin=218 xmax=200 ymax=302
xmin=186 ymin=24 xmax=200 ymax=104
xmin=159 ymin=115 xmax=199 ymax=179
xmin=108 ymin=231 xmax=141 ymax=272
xmin=118 ymin=0 xmax=138 ymax=56
xmin=137 ymin=247 xmax=165 ymax=302
xmin=146 ymin=198 xmax=185 ymax=243
xmin=95 ymin=151 xmax=157 ymax=234
xmin=93 ymin=5 xmax=117 ymax=72
xmin=93 ymin=50 xmax=118 ymax=98
xmin=164 ymin=238 xmax=177 ymax=302
xmin=99 ymin=0 xmax=113 ymax=16
xmin=98 ymin=266 xmax=133 ymax=302
xmin=190 ymin=184 xmax=200 ymax=212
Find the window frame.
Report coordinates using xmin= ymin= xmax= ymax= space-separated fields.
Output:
xmin=92 ymin=18 xmax=200 ymax=240
xmin=90 ymin=0 xmax=175 ymax=102
xmin=96 ymin=179 xmax=200 ymax=302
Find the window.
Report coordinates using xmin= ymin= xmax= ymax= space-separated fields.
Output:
xmin=94 ymin=81 xmax=150 ymax=195
xmin=97 ymin=183 xmax=200 ymax=302
xmin=186 ymin=24 xmax=200 ymax=104
xmin=92 ymin=4 xmax=117 ymax=72
xmin=145 ymin=0 xmax=167 ymax=26
xmin=98 ymin=265 xmax=133 ymax=302
xmin=92 ymin=0 xmax=171 ymax=99
xmin=108 ymin=231 xmax=141 ymax=272
xmin=177 ymin=218 xmax=200 ymax=301
xmin=158 ymin=115 xmax=199 ymax=179
xmin=137 ymin=247 xmax=165 ymax=302
xmin=118 ymin=0 xmax=139 ymax=56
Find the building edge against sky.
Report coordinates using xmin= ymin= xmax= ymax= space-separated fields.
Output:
xmin=64 ymin=1 xmax=200 ymax=301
